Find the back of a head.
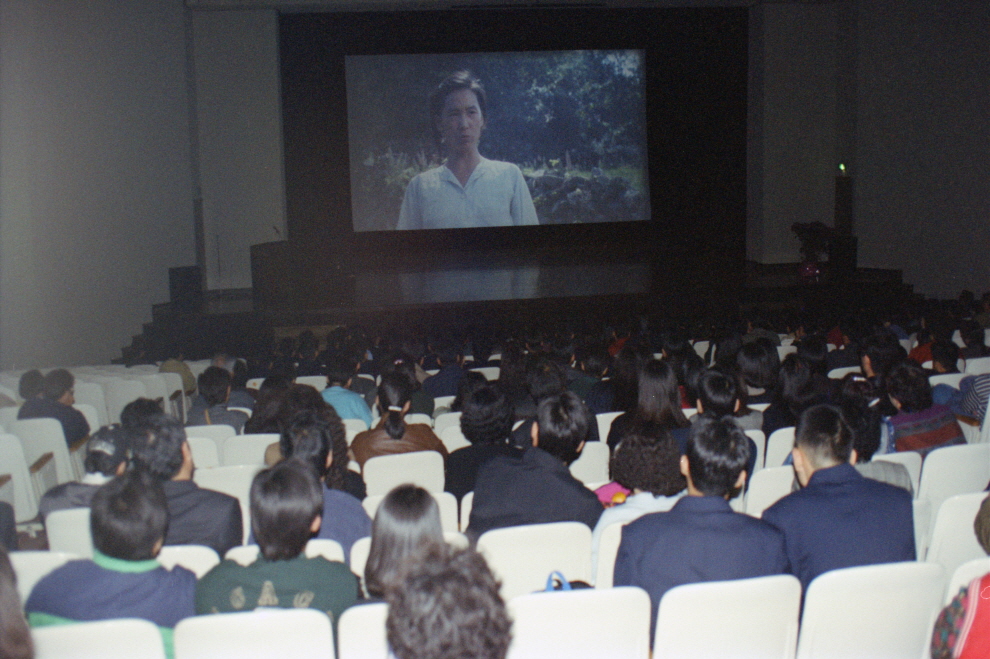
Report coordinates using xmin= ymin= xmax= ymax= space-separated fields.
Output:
xmin=838 ymin=375 xmax=881 ymax=461
xmin=930 ymin=340 xmax=960 ymax=372
xmin=90 ymin=470 xmax=169 ymax=561
xmin=535 ymin=391 xmax=590 ymax=465
xmin=251 ymin=460 xmax=323 ymax=562
xmin=612 ymin=340 xmax=651 ymax=412
xmin=862 ymin=328 xmax=905 ymax=380
xmin=42 ymin=368 xmax=74 ymax=401
xmin=325 ymin=354 xmax=354 ymax=387
xmin=84 ymin=425 xmax=129 ymax=477
xmin=198 ymin=366 xmax=232 ymax=406
xmin=611 ymin=431 xmax=685 ymax=497
xmin=886 ymin=361 xmax=933 ymax=413
xmin=575 ymin=343 xmax=610 ymax=379
xmin=685 ymin=416 xmax=751 ymax=498
xmin=378 ymin=372 xmax=412 ymax=440
xmin=796 ymin=334 xmax=829 ymax=376
xmin=459 ymin=383 xmax=514 ymax=445
xmin=18 ymin=369 xmax=44 ymax=400
xmin=128 ymin=412 xmax=187 ymax=480
xmin=736 ymin=341 xmax=778 ymax=390
xmin=776 ymin=354 xmax=820 ymax=416
xmin=432 ymin=339 xmax=461 ymax=368
xmin=697 ymin=368 xmax=738 ymax=417
xmin=795 ymin=404 xmax=853 ymax=469
xmin=452 ymin=371 xmax=487 ymax=412
xmin=120 ymin=397 xmax=165 ymax=429
xmin=961 ymin=320 xmax=986 ymax=349
xmin=280 ymin=409 xmax=335 ymax=481
xmin=635 ymin=359 xmax=688 ymax=429
xmin=525 ymin=357 xmax=567 ymax=404
xmin=366 ymin=484 xmax=444 ymax=598
xmin=386 ymin=546 xmax=511 ymax=659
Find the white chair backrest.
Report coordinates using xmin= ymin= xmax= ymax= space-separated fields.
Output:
xmin=432 ymin=411 xmax=462 ymax=435
xmin=460 ymin=491 xmax=474 ymax=532
xmin=745 ymin=429 xmax=765 ymax=473
xmin=0 ymin=406 xmax=19 ymax=428
xmin=944 ymin=557 xmax=990 ymax=605
xmin=193 ymin=465 xmax=262 ymax=544
xmin=928 ymin=372 xmax=967 ymax=389
xmin=222 ymin=433 xmax=280 ymax=467
xmin=363 ymin=451 xmax=444 ymax=496
xmin=477 ymin=521 xmax=592 ymax=600
xmin=692 ymin=340 xmax=710 ymax=360
xmin=295 ymin=375 xmax=328 ymax=391
xmin=349 ymin=532 xmax=466 ymax=585
xmin=158 ymin=371 xmax=185 ymax=421
xmin=764 ymin=427 xmax=795 ymax=470
xmin=983 ymin=397 xmax=990 ymax=444
xmin=655 ymin=574 xmax=802 ymax=659
xmin=508 ymin=587 xmax=652 ymax=659
xmin=0 ymin=433 xmax=38 ymax=522
xmin=184 ymin=424 xmax=237 ymax=443
xmin=72 ymin=403 xmax=101 ymax=436
xmin=156 ymin=544 xmax=221 ymax=578
xmin=103 ymin=378 xmax=147 ymax=424
xmin=749 ymin=402 xmax=770 ymax=412
xmin=337 ymin=601 xmax=389 ymax=659
xmin=439 ymin=425 xmax=471 ymax=453
xmin=136 ymin=374 xmax=169 ymax=404
xmin=9 ymin=418 xmax=73 ymax=484
xmin=827 ymin=366 xmax=861 ymax=379
xmin=362 ymin=490 xmax=459 ymax=533
xmin=9 ymin=550 xmax=79 ymax=604
xmin=594 ymin=521 xmax=626 ymax=588
xmin=224 ymin=544 xmax=262 ymax=566
xmin=777 ymin=345 xmax=798 ymax=361
xmin=404 ymin=413 xmax=433 ymax=426
xmin=173 ymin=608 xmax=335 ymax=659
xmin=873 ymin=451 xmax=922 ymax=495
xmin=926 ymin=492 xmax=988 ymax=578
xmin=73 ymin=381 xmax=109 ymax=426
xmin=185 ymin=435 xmax=221 ymax=469
xmin=246 ymin=378 xmax=265 ymax=390
xmin=569 ymin=440 xmax=610 ymax=484
xmin=343 ymin=418 xmax=369 ymax=445
xmin=795 ymin=562 xmax=945 ymax=659
xmin=226 ymin=540 xmax=347 ymax=567
xmin=965 ymin=355 xmax=990 ymax=375
xmin=746 ymin=466 xmax=795 ymax=517
xmin=914 ymin=498 xmax=932 ymax=561
xmin=33 ymin=618 xmax=166 ymax=659
xmin=917 ymin=443 xmax=990 ymax=534
xmin=45 ymin=507 xmax=93 ymax=557
xmin=470 ymin=366 xmax=500 ymax=381
xmin=432 ymin=394 xmax=455 ymax=411
xmin=596 ymin=411 xmax=623 ymax=443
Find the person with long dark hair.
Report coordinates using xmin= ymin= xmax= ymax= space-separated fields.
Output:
xmin=606 ymin=359 xmax=690 ymax=450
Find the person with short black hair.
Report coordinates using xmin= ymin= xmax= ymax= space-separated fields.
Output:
xmin=421 ymin=338 xmax=467 ymax=399
xmin=195 ymin=461 xmax=358 ymax=622
xmin=18 ymin=368 xmax=89 ymax=446
xmin=929 ymin=340 xmax=961 ymax=374
xmin=762 ymin=404 xmax=915 ymax=590
xmin=17 ymin=369 xmax=44 ymax=401
xmin=614 ymin=416 xmax=788 ymax=638
xmin=129 ymin=411 xmax=242 ymax=556
xmin=694 ymin=368 xmax=760 ymax=474
xmin=322 ymin=354 xmax=373 ymax=429
xmin=887 ymin=361 xmax=965 ymax=455
xmin=38 ymin=425 xmax=129 ymax=520
xmin=467 ymin=391 xmax=602 ymax=537
xmin=185 ymin=366 xmax=248 ymax=432
xmin=386 ymin=546 xmax=512 ymax=659
xmin=26 ymin=471 xmax=196 ymax=652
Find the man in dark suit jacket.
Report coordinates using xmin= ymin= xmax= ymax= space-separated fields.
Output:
xmin=762 ymin=404 xmax=915 ymax=590
xmin=126 ymin=407 xmax=242 ymax=556
xmin=613 ymin=416 xmax=789 ymax=637
xmin=466 ymin=391 xmax=603 ymax=538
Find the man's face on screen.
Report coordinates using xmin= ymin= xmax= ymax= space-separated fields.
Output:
xmin=437 ymin=89 xmax=484 ymax=155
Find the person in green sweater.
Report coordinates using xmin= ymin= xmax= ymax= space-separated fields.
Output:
xmin=195 ymin=459 xmax=359 ymax=624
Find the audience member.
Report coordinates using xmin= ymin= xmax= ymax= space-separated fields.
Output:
xmin=17 ymin=369 xmax=44 ymax=402
xmin=928 ymin=340 xmax=961 ymax=374
xmin=736 ymin=340 xmax=779 ymax=405
xmin=209 ymin=354 xmax=256 ymax=410
xmin=761 ymin=354 xmax=830 ymax=439
xmin=185 ymin=366 xmax=248 ymax=432
xmin=350 ymin=373 xmax=447 ymax=467
xmin=195 ymin=460 xmax=358 ymax=622
xmin=960 ymin=372 xmax=990 ymax=422
xmin=959 ymin=319 xmax=990 ymax=359
xmin=606 ymin=359 xmax=690 ymax=450
xmin=159 ymin=353 xmax=196 ymax=397
xmin=322 ymin=355 xmax=373 ymax=429
xmin=613 ymin=416 xmax=787 ymax=636
xmin=364 ymin=484 xmax=445 ymax=599
xmin=762 ymin=405 xmax=915 ymax=590
xmin=386 ymin=546 xmax=511 ymax=659
xmin=825 ymin=318 xmax=864 ymax=373
xmin=445 ymin=383 xmax=521 ymax=501
xmin=421 ymin=339 xmax=466 ymax=399
xmin=693 ymin=368 xmax=759 ymax=475
xmin=838 ymin=375 xmax=913 ymax=493
xmin=17 ymin=368 xmax=89 ymax=446
xmin=38 ymin=425 xmax=128 ymax=519
xmin=26 ymin=470 xmax=196 ymax=652
xmin=0 ymin=546 xmax=32 ymax=659
xmin=128 ymin=410 xmax=242 ymax=556
xmin=860 ymin=328 xmax=906 ymax=416
xmin=467 ymin=391 xmax=602 ymax=537
xmin=243 ymin=374 xmax=293 ymax=435
xmin=886 ymin=361 xmax=965 ymax=455
xmin=382 ymin=354 xmax=431 ymax=416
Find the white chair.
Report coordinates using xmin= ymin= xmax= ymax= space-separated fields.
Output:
xmin=349 ymin=532 xmax=467 ymax=583
xmin=33 ymin=617 xmax=166 ymax=659
xmin=295 ymin=375 xmax=328 ymax=391
xmin=594 ymin=521 xmax=626 ymax=588
xmin=873 ymin=451 xmax=923 ymax=496
xmin=432 ymin=394 xmax=455 ymax=411
xmin=136 ymin=374 xmax=170 ymax=408
xmin=764 ymin=427 xmax=795 ymax=469
xmin=228 ymin=406 xmax=253 ymax=419
xmin=72 ymin=403 xmax=101 ymax=436
xmin=508 ymin=586 xmax=652 ymax=659
xmin=157 ymin=544 xmax=221 ymax=578
xmin=10 ymin=550 xmax=78 ymax=604
xmin=0 ymin=406 xmax=19 ymax=428
xmin=103 ymin=378 xmax=147 ymax=424
xmin=747 ymin=466 xmax=795 ymax=517
xmin=246 ymin=377 xmax=265 ymax=390
xmin=917 ymin=442 xmax=990 ymax=534
xmin=929 ymin=372 xmax=967 ymax=389
xmin=476 ymin=521 xmax=592 ymax=600
xmin=337 ymin=601 xmax=389 ymax=659
xmin=158 ymin=371 xmax=186 ymax=422
xmin=570 ymin=440 xmax=610 ymax=484
xmin=777 ymin=345 xmax=798 ymax=361
xmin=926 ymin=492 xmax=988 ymax=577
xmin=362 ymin=451 xmax=444 ymax=496
xmin=185 ymin=435 xmax=221 ymax=469
xmin=404 ymin=413 xmax=433 ymax=426
xmin=827 ymin=366 xmax=861 ymax=379
xmin=745 ymin=429 xmax=765 ymax=473
xmin=470 ymin=366 xmax=500 ymax=381
xmin=914 ymin=498 xmax=932 ymax=561
xmin=173 ymin=608 xmax=334 ymax=659
xmin=73 ymin=381 xmax=109 ymax=426
xmin=982 ymin=398 xmax=990 ymax=444
xmin=225 ymin=538 xmax=347 ymax=567
xmin=692 ymin=340 xmax=709 ymax=360
xmin=362 ymin=490 xmax=459 ymax=533
xmin=460 ymin=491 xmax=473 ymax=531
xmin=9 ymin=418 xmax=74 ymax=485
xmin=596 ymin=411 xmax=623 ymax=443
xmin=944 ymin=556 xmax=990 ymax=604
xmin=343 ymin=418 xmax=369 ymax=444
xmin=222 ymin=433 xmax=280 ymax=466
xmin=965 ymin=355 xmax=990 ymax=375
xmin=184 ymin=424 xmax=237 ymax=444
xmin=193 ymin=465 xmax=262 ymax=544
xmin=439 ymin=425 xmax=471 ymax=453
xmin=0 ymin=433 xmax=39 ymax=522
xmin=655 ymin=574 xmax=802 ymax=659
xmin=45 ymin=507 xmax=93 ymax=557
xmin=432 ymin=411 xmax=462 ymax=435
xmin=795 ymin=562 xmax=945 ymax=659
xmin=749 ymin=402 xmax=770 ymax=412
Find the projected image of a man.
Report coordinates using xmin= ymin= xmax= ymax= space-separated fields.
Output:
xmin=396 ymin=71 xmax=538 ymax=230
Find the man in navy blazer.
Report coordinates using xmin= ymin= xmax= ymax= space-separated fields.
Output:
xmin=762 ymin=404 xmax=915 ymax=590
xmin=613 ymin=416 xmax=789 ymax=637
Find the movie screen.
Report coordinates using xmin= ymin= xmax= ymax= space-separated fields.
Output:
xmin=346 ymin=50 xmax=650 ymax=233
